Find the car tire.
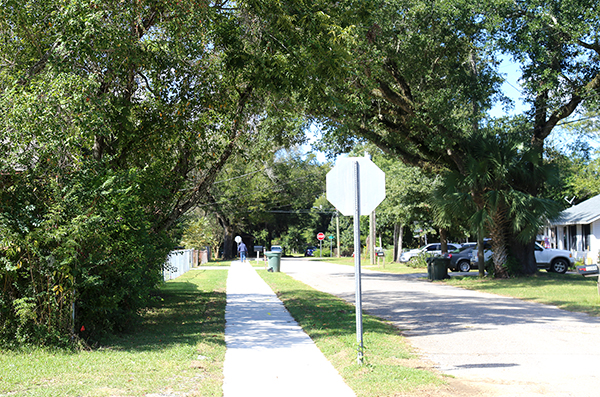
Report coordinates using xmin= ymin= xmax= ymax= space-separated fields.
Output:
xmin=458 ymin=261 xmax=470 ymax=272
xmin=551 ymin=258 xmax=568 ymax=274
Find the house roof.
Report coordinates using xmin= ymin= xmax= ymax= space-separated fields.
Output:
xmin=551 ymin=194 xmax=600 ymax=225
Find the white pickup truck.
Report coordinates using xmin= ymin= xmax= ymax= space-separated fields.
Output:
xmin=470 ymin=243 xmax=575 ymax=274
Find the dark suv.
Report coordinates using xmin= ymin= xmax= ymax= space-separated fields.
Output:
xmin=448 ymin=245 xmax=476 ymax=272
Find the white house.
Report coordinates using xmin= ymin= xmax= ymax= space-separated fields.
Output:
xmin=545 ymin=194 xmax=600 ymax=263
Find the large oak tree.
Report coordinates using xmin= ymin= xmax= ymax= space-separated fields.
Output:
xmin=266 ymin=0 xmax=600 ymax=274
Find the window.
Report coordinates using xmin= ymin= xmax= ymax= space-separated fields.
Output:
xmin=570 ymin=225 xmax=577 ymax=251
xmin=583 ymin=224 xmax=591 ymax=251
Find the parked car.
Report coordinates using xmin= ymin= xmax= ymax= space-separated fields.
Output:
xmin=534 ymin=243 xmax=575 ymax=273
xmin=304 ymin=246 xmax=317 ymax=256
xmin=270 ymin=245 xmax=283 ymax=254
xmin=469 ymin=242 xmax=574 ymax=274
xmin=448 ymin=246 xmax=476 ymax=272
xmin=449 ymin=241 xmax=492 ymax=272
xmin=399 ymin=243 xmax=461 ymax=262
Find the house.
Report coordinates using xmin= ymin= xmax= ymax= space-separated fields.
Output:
xmin=544 ymin=194 xmax=600 ymax=262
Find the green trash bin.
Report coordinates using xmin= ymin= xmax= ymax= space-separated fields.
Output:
xmin=431 ymin=257 xmax=450 ymax=280
xmin=426 ymin=257 xmax=434 ymax=281
xmin=265 ymin=251 xmax=282 ymax=272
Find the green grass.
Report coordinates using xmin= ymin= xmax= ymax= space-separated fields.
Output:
xmin=200 ymin=259 xmax=231 ymax=267
xmin=13 ymin=257 xmax=595 ymax=396
xmin=259 ymin=270 xmax=445 ymax=397
xmin=445 ymin=271 xmax=600 ymax=316
xmin=0 ymin=268 xmax=228 ymax=397
xmin=320 ymin=257 xmax=600 ymax=317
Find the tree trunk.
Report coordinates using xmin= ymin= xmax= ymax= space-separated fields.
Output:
xmin=510 ymin=236 xmax=537 ymax=275
xmin=217 ymin=214 xmax=234 ymax=260
xmin=370 ymin=211 xmax=376 ymax=265
xmin=440 ymin=228 xmax=448 ymax=253
xmin=477 ymin=228 xmax=485 ymax=277
xmin=222 ymin=227 xmax=234 ymax=260
xmin=393 ymin=223 xmax=404 ymax=262
xmin=489 ymin=202 xmax=510 ymax=278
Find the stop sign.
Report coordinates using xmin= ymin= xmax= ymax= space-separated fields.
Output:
xmin=317 ymin=232 xmax=325 ymax=241
xmin=326 ymin=157 xmax=386 ymax=216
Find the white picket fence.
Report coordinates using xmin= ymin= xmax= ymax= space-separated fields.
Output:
xmin=163 ymin=249 xmax=195 ymax=281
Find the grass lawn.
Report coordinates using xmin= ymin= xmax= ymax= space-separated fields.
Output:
xmin=259 ymin=270 xmax=446 ymax=397
xmin=0 ymin=267 xmax=228 ymax=397
xmin=444 ymin=271 xmax=600 ymax=316
xmin=319 ymin=255 xmax=600 ymax=317
xmin=8 ymin=255 xmax=596 ymax=396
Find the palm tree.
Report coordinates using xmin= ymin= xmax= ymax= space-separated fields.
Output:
xmin=434 ymin=126 xmax=560 ymax=277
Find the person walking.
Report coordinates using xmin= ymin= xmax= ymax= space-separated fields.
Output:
xmin=238 ymin=241 xmax=248 ymax=262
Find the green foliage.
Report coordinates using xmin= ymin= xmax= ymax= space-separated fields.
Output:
xmin=568 ymin=154 xmax=600 ymax=201
xmin=0 ymin=269 xmax=228 ymax=396
xmin=206 ymin=148 xmax=330 ymax=257
xmin=1 ymin=0 xmax=331 ymax=345
xmin=312 ymin=0 xmax=502 ymax=168
xmin=180 ymin=212 xmax=223 ymax=258
xmin=433 ymin=125 xmax=561 ymax=276
xmin=0 ymin=164 xmax=178 ymax=346
xmin=405 ymin=254 xmax=430 ymax=269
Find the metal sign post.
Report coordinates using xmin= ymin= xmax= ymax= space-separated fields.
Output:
xmin=235 ymin=236 xmax=242 ymax=260
xmin=326 ymin=155 xmax=385 ymax=365
xmin=353 ymin=160 xmax=364 ymax=364
xmin=317 ymin=232 xmax=325 ymax=258
xmin=329 ymin=236 xmax=334 ymax=257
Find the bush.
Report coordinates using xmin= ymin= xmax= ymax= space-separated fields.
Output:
xmin=406 ymin=253 xmax=432 ymax=268
xmin=0 ymin=164 xmax=179 ymax=347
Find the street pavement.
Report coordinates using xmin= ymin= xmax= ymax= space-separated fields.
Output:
xmin=221 ymin=260 xmax=355 ymax=397
xmin=281 ymin=258 xmax=600 ymax=397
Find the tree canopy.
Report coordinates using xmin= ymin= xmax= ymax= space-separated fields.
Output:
xmin=0 ymin=0 xmax=331 ymax=344
xmin=298 ymin=0 xmax=600 ymax=274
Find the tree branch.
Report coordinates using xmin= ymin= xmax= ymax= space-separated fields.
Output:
xmin=531 ymin=70 xmax=600 ymax=146
xmin=154 ymin=85 xmax=255 ymax=233
xmin=577 ymin=39 xmax=600 ymax=55
xmin=17 ymin=42 xmax=58 ymax=86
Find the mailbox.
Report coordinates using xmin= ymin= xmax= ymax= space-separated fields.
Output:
xmin=253 ymin=246 xmax=263 ymax=253
xmin=577 ymin=264 xmax=599 ymax=277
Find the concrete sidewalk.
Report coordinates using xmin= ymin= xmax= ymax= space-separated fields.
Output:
xmin=222 ymin=261 xmax=355 ymax=397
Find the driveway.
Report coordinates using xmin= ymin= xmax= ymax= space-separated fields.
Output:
xmin=281 ymin=258 xmax=600 ymax=396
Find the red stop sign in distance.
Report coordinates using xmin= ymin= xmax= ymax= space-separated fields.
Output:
xmin=317 ymin=232 xmax=325 ymax=241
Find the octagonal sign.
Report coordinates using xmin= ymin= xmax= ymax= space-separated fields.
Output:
xmin=326 ymin=157 xmax=386 ymax=216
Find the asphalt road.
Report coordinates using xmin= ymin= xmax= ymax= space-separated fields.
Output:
xmin=281 ymin=258 xmax=600 ymax=397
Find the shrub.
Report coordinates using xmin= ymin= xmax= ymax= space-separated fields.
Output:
xmin=0 ymin=165 xmax=179 ymax=347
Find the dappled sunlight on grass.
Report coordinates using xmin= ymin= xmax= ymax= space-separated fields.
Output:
xmin=0 ymin=269 xmax=228 ymax=397
xmin=445 ymin=272 xmax=600 ymax=316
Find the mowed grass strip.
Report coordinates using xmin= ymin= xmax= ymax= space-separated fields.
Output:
xmin=259 ymin=270 xmax=445 ymax=397
xmin=445 ymin=271 xmax=600 ymax=316
xmin=322 ymin=257 xmax=600 ymax=317
xmin=0 ymin=267 xmax=228 ymax=397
